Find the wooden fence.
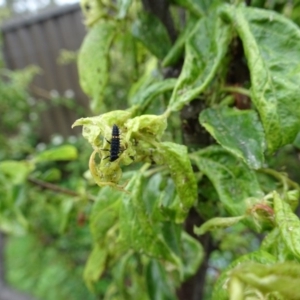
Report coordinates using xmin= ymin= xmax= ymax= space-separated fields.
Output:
xmin=1 ymin=3 xmax=89 ymax=142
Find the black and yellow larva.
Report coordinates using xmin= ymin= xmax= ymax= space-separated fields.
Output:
xmin=103 ymin=124 xmax=121 ymax=162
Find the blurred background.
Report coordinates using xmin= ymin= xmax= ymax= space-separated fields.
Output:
xmin=1 ymin=0 xmax=88 ymax=144
xmin=0 ymin=1 xmax=101 ymax=300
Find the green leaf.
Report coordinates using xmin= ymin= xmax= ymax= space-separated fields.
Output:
xmin=125 ymin=114 xmax=168 ymax=140
xmin=158 ymin=142 xmax=197 ymax=222
xmin=293 ymin=131 xmax=300 ymax=149
xmin=212 ymin=250 xmax=276 ymax=300
xmin=191 ymin=146 xmax=263 ymax=217
xmin=273 ymin=191 xmax=300 ymax=259
xmin=72 ymin=109 xmax=132 ymax=147
xmin=286 ymin=189 xmax=299 ymax=212
xmin=112 ymin=253 xmax=149 ymax=299
xmin=80 ymin=0 xmax=107 ymax=26
xmin=141 ymin=173 xmax=178 ymax=222
xmin=35 ymin=145 xmax=78 ymax=162
xmin=132 ymin=12 xmax=172 ymax=59
xmin=180 ymin=232 xmax=203 ymax=279
xmin=260 ymin=228 xmax=294 ymax=262
xmin=171 ymin=0 xmax=203 ymax=17
xmin=129 ymin=78 xmax=176 ymax=111
xmin=78 ymin=21 xmax=116 ymax=113
xmin=194 ymin=215 xmax=245 ymax=235
xmin=59 ymin=198 xmax=73 ymax=234
xmin=146 ymin=260 xmax=176 ymax=300
xmin=38 ymin=168 xmax=62 ymax=182
xmin=229 ymin=262 xmax=300 ymax=299
xmin=162 ymin=16 xmax=198 ymax=67
xmin=260 ymin=228 xmax=281 ymax=254
xmin=117 ymin=0 xmax=133 ymax=19
xmin=221 ymin=5 xmax=300 ymax=153
xmin=168 ymin=11 xmax=231 ymax=111
xmin=90 ymin=187 xmax=121 ymax=242
xmin=128 ymin=57 xmax=158 ymax=99
xmin=200 ymin=107 xmax=265 ymax=169
xmin=83 ymin=244 xmax=108 ymax=291
xmin=119 ymin=171 xmax=181 ymax=267
xmin=0 ymin=160 xmax=34 ymax=185
xmin=172 ymin=0 xmax=221 ymax=17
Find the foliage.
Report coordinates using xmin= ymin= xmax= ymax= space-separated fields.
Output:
xmin=1 ymin=137 xmax=102 ymax=299
xmin=73 ymin=0 xmax=300 ymax=299
xmin=0 ymin=66 xmax=39 ymax=132
xmin=0 ymin=53 xmax=97 ymax=299
xmin=3 ymin=0 xmax=300 ymax=300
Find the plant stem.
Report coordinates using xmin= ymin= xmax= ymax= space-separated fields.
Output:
xmin=222 ymin=86 xmax=251 ymax=97
xmin=28 ymin=177 xmax=96 ymax=201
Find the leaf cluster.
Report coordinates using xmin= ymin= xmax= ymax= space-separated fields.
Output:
xmin=3 ymin=0 xmax=300 ymax=299
xmin=74 ymin=0 xmax=300 ymax=299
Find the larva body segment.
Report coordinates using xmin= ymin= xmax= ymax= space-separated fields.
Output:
xmin=109 ymin=124 xmax=121 ymax=162
xmin=102 ymin=124 xmax=121 ymax=162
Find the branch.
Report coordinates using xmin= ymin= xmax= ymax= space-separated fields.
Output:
xmin=27 ymin=177 xmax=97 ymax=201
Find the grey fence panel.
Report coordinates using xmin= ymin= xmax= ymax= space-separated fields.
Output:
xmin=1 ymin=3 xmax=89 ymax=142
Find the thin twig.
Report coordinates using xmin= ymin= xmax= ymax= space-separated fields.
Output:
xmin=258 ymin=168 xmax=300 ymax=191
xmin=28 ymin=177 xmax=96 ymax=201
xmin=29 ymin=85 xmax=53 ymax=100
xmin=222 ymin=86 xmax=251 ymax=97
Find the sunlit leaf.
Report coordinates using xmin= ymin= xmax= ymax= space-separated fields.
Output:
xmin=35 ymin=145 xmax=78 ymax=162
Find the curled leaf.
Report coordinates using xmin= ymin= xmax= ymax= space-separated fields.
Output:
xmin=194 ymin=215 xmax=245 ymax=236
xmin=229 ymin=262 xmax=300 ymax=299
xmin=212 ymin=250 xmax=276 ymax=300
xmin=83 ymin=244 xmax=108 ymax=291
xmin=168 ymin=11 xmax=231 ymax=111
